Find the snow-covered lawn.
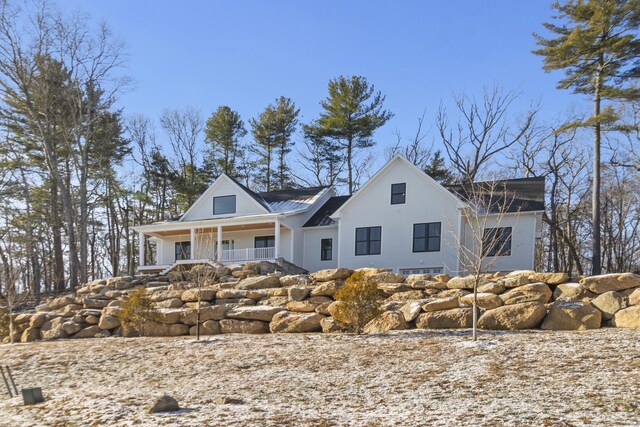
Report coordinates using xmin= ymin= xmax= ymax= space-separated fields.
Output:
xmin=0 ymin=329 xmax=639 ymax=426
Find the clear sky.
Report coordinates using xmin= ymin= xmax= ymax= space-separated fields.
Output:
xmin=59 ymin=0 xmax=582 ymax=168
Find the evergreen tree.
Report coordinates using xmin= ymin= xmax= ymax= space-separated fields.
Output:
xmin=534 ymin=0 xmax=640 ymax=274
xmin=204 ymin=106 xmax=247 ymax=178
xmin=305 ymin=75 xmax=393 ymax=194
xmin=424 ymin=150 xmax=455 ymax=184
xmin=250 ymin=96 xmax=299 ymax=191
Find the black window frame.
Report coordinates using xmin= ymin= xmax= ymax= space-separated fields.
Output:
xmin=482 ymin=227 xmax=512 ymax=257
xmin=355 ymin=226 xmax=382 ymax=256
xmin=254 ymin=235 xmax=275 ymax=249
xmin=320 ymin=238 xmax=333 ymax=261
xmin=413 ymin=222 xmax=441 ymax=253
xmin=175 ymin=241 xmax=191 ymax=261
xmin=213 ymin=195 xmax=236 ymax=215
xmin=391 ymin=183 xmax=406 ymax=205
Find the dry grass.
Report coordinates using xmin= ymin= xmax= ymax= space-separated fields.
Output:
xmin=0 ymin=329 xmax=638 ymax=426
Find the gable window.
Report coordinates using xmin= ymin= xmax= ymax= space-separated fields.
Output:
xmin=413 ymin=222 xmax=441 ymax=252
xmin=213 ymin=195 xmax=236 ymax=215
xmin=482 ymin=227 xmax=512 ymax=257
xmin=175 ymin=241 xmax=191 ymax=261
xmin=254 ymin=235 xmax=275 ymax=248
xmin=355 ymin=226 xmax=382 ymax=256
xmin=391 ymin=183 xmax=406 ymax=204
xmin=321 ymin=238 xmax=332 ymax=261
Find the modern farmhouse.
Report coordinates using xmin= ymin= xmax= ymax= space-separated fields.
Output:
xmin=134 ymin=155 xmax=544 ymax=276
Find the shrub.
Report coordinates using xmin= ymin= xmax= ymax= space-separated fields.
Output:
xmin=118 ymin=288 xmax=158 ymax=336
xmin=333 ymin=271 xmax=383 ymax=334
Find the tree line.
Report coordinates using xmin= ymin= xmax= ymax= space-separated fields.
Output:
xmin=0 ymin=0 xmax=639 ymax=302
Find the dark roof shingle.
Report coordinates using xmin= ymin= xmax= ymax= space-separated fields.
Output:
xmin=445 ymin=177 xmax=545 ymax=213
xmin=303 ymin=196 xmax=350 ymax=227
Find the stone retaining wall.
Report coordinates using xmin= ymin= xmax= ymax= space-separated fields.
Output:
xmin=4 ymin=263 xmax=640 ymax=343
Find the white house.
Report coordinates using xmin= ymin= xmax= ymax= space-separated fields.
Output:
xmin=134 ymin=155 xmax=544 ymax=276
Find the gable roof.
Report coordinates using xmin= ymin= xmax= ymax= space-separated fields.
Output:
xmin=331 ymin=155 xmax=465 ymax=218
xmin=444 ymin=177 xmax=545 ymax=213
xmin=258 ymin=186 xmax=330 ymax=213
xmin=303 ymin=195 xmax=350 ymax=227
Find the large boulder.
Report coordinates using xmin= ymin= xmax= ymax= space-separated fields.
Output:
xmin=21 ymin=326 xmax=41 ymax=342
xmin=310 ymin=268 xmax=353 ymax=282
xmin=225 ymin=306 xmax=284 ymax=322
xmin=422 ymin=297 xmax=459 ymax=312
xmin=153 ymin=309 xmax=183 ymax=324
xmin=189 ymin=320 xmax=221 ymax=336
xmin=288 ymin=286 xmax=311 ymax=301
xmin=219 ymin=319 xmax=269 ymax=334
xmin=269 ymin=311 xmax=324 ymax=333
xmin=506 ymin=270 xmax=536 ymax=279
xmin=180 ymin=305 xmax=230 ymax=325
xmin=137 ymin=320 xmax=189 ymax=337
xmin=590 ymin=291 xmax=624 ymax=321
xmin=61 ymin=321 xmax=83 ymax=335
xmin=478 ymin=302 xmax=546 ymax=330
xmin=434 ymin=274 xmax=451 ymax=283
xmin=310 ymin=280 xmax=343 ymax=297
xmin=363 ymin=311 xmax=409 ymax=334
xmin=528 ymin=272 xmax=569 ymax=285
xmin=74 ymin=325 xmax=101 ymax=338
xmin=237 ymin=275 xmax=281 ymax=290
xmin=149 ymin=290 xmax=183 ymax=302
xmin=82 ymin=297 xmax=111 ymax=309
xmin=446 ymin=275 xmax=488 ymax=290
xmin=460 ymin=293 xmax=503 ymax=310
xmin=216 ymin=289 xmax=265 ymax=300
xmin=29 ymin=312 xmax=49 ymax=329
xmin=541 ymin=300 xmax=602 ymax=330
xmin=628 ymin=288 xmax=640 ymax=306
xmin=436 ymin=289 xmax=470 ymax=299
xmin=180 ymin=289 xmax=216 ymax=302
xmin=477 ymin=283 xmax=506 ymax=295
xmin=377 ymin=283 xmax=412 ymax=294
xmin=48 ymin=295 xmax=76 ymax=310
xmin=279 ymin=275 xmax=309 ymax=287
xmin=320 ymin=317 xmax=342 ymax=333
xmin=610 ymin=306 xmax=640 ymax=328
xmin=98 ymin=315 xmax=121 ymax=330
xmin=399 ymin=301 xmax=423 ymax=322
xmin=155 ymin=298 xmax=183 ymax=309
xmin=369 ymin=272 xmax=405 ymax=284
xmin=40 ymin=317 xmax=68 ymax=340
xmin=500 ymin=283 xmax=552 ymax=305
xmin=553 ymin=283 xmax=596 ymax=301
xmin=580 ymin=273 xmax=640 ymax=294
xmin=388 ymin=290 xmax=425 ymax=301
xmin=286 ymin=300 xmax=320 ymax=312
xmin=415 ymin=308 xmax=473 ymax=329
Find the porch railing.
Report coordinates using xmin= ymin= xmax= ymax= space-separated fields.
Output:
xmin=218 ymin=247 xmax=275 ymax=262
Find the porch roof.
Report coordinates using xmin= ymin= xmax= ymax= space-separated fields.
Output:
xmin=133 ymin=213 xmax=282 ymax=236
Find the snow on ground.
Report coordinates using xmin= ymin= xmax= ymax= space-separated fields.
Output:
xmin=0 ymin=329 xmax=639 ymax=426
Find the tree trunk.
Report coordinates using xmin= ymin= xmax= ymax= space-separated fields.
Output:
xmin=592 ymin=64 xmax=603 ymax=275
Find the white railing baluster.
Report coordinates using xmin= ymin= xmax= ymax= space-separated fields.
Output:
xmin=219 ymin=247 xmax=275 ymax=262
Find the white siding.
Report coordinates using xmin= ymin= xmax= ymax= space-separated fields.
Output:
xmin=181 ymin=176 xmax=267 ymax=222
xmin=303 ymin=227 xmax=338 ymax=272
xmin=335 ymin=159 xmax=461 ymax=274
xmin=460 ymin=212 xmax=539 ymax=273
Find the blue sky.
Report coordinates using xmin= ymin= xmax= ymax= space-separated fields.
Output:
xmin=60 ymin=0 xmax=582 ymax=167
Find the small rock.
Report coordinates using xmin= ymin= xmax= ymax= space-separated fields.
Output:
xmin=148 ymin=394 xmax=180 ymax=413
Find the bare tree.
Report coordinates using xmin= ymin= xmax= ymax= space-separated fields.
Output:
xmin=385 ymin=110 xmax=433 ymax=169
xmin=438 ymin=85 xmax=538 ymax=182
xmin=190 ymin=229 xmax=217 ymax=341
xmin=447 ymin=179 xmax=520 ymax=341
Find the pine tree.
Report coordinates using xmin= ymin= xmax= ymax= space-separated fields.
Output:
xmin=424 ymin=150 xmax=455 ymax=184
xmin=250 ymin=97 xmax=299 ymax=191
xmin=306 ymin=76 xmax=393 ymax=194
xmin=204 ymin=106 xmax=247 ymax=178
xmin=534 ymin=0 xmax=640 ymax=274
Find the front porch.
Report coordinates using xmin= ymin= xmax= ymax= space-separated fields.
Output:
xmin=135 ymin=215 xmax=292 ymax=274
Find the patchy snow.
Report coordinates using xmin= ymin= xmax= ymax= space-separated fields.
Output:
xmin=0 ymin=329 xmax=639 ymax=426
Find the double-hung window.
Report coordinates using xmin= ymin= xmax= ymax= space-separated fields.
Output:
xmin=321 ymin=238 xmax=332 ymax=261
xmin=175 ymin=241 xmax=191 ymax=261
xmin=482 ymin=227 xmax=512 ymax=256
xmin=391 ymin=183 xmax=406 ymax=204
xmin=413 ymin=222 xmax=441 ymax=252
xmin=355 ymin=226 xmax=382 ymax=256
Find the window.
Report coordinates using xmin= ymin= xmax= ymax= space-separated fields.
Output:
xmin=175 ymin=241 xmax=191 ymax=261
xmin=413 ymin=222 xmax=441 ymax=252
xmin=321 ymin=238 xmax=332 ymax=261
xmin=213 ymin=195 xmax=236 ymax=215
xmin=482 ymin=227 xmax=512 ymax=256
xmin=254 ymin=235 xmax=275 ymax=248
xmin=391 ymin=183 xmax=406 ymax=204
xmin=355 ymin=226 xmax=382 ymax=256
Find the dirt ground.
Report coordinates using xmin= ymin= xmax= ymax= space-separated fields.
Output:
xmin=0 ymin=328 xmax=638 ymax=427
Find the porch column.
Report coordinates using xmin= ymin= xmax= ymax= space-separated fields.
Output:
xmin=217 ymin=225 xmax=223 ymax=262
xmin=190 ymin=228 xmax=196 ymax=260
xmin=139 ymin=232 xmax=145 ymax=267
xmin=274 ymin=218 xmax=281 ymax=259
